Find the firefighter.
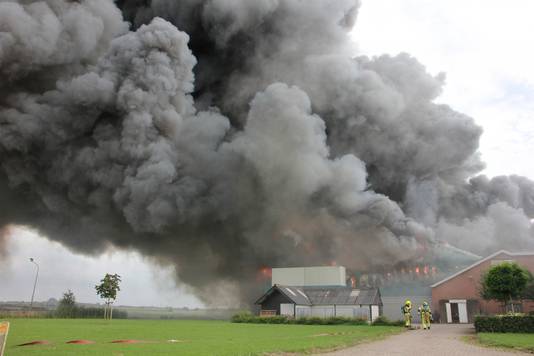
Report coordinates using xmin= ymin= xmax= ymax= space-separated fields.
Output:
xmin=401 ymin=300 xmax=412 ymax=328
xmin=419 ymin=301 xmax=432 ymax=330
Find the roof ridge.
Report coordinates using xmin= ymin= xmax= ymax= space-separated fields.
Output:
xmin=431 ymin=250 xmax=534 ymax=288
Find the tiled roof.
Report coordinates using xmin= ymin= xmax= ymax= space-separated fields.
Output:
xmin=431 ymin=250 xmax=534 ymax=288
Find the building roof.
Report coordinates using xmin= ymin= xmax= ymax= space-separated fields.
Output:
xmin=255 ymin=285 xmax=382 ymax=306
xmin=431 ymin=250 xmax=534 ymax=288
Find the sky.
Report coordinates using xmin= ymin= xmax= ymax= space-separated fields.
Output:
xmin=352 ymin=0 xmax=534 ymax=179
xmin=1 ymin=0 xmax=533 ymax=307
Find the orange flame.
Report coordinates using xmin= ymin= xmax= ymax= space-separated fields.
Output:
xmin=257 ymin=267 xmax=272 ymax=281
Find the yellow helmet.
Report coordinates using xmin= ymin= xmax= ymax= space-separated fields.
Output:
xmin=405 ymin=300 xmax=411 ymax=305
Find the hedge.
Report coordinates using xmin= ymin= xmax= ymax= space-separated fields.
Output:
xmin=475 ymin=315 xmax=534 ymax=333
xmin=55 ymin=306 xmax=128 ymax=319
xmin=0 ymin=307 xmax=128 ymax=319
xmin=371 ymin=316 xmax=405 ymax=327
xmin=231 ymin=312 xmax=402 ymax=326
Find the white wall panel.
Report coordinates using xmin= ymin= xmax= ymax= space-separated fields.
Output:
xmin=280 ymin=303 xmax=294 ymax=317
xmin=311 ymin=306 xmax=335 ymax=318
xmin=295 ymin=305 xmax=311 ymax=318
xmin=272 ymin=266 xmax=346 ymax=286
xmin=371 ymin=305 xmax=380 ymax=321
xmin=335 ymin=306 xmax=355 ymax=317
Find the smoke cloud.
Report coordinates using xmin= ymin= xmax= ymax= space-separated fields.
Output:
xmin=1 ymin=0 xmax=533 ymax=304
xmin=0 ymin=226 xmax=10 ymax=260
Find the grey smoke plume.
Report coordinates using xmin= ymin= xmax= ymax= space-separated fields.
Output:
xmin=1 ymin=0 xmax=533 ymax=304
xmin=0 ymin=226 xmax=10 ymax=259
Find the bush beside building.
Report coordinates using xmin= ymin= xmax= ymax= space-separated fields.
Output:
xmin=475 ymin=315 xmax=534 ymax=333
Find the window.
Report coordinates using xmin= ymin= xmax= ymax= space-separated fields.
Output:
xmin=504 ymin=303 xmax=523 ymax=314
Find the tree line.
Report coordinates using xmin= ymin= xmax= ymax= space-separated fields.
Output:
xmin=55 ymin=273 xmax=124 ymax=319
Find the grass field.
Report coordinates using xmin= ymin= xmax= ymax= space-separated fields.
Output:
xmin=477 ymin=333 xmax=534 ymax=353
xmin=3 ymin=319 xmax=402 ymax=355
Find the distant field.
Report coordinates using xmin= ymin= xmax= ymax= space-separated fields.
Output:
xmin=477 ymin=332 xmax=534 ymax=353
xmin=0 ymin=302 xmax=239 ymax=320
xmin=3 ymin=319 xmax=401 ymax=355
xmin=117 ymin=306 xmax=238 ymax=320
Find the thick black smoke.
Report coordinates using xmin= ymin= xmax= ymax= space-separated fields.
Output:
xmin=1 ymin=0 xmax=533 ymax=305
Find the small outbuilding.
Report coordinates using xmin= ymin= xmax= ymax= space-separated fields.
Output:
xmin=255 ymin=284 xmax=382 ymax=321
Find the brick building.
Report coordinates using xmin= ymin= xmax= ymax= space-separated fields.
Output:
xmin=431 ymin=250 xmax=534 ymax=323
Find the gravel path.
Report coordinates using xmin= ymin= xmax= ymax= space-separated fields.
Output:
xmin=318 ymin=324 xmax=526 ymax=356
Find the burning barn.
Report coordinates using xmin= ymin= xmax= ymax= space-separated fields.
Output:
xmin=338 ymin=242 xmax=482 ymax=323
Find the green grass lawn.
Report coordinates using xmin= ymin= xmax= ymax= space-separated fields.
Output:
xmin=477 ymin=333 xmax=534 ymax=353
xmin=3 ymin=319 xmax=402 ymax=355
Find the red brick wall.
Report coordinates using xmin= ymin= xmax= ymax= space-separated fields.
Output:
xmin=431 ymin=252 xmax=534 ymax=320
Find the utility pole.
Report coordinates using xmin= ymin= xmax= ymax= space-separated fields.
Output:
xmin=29 ymin=258 xmax=39 ymax=311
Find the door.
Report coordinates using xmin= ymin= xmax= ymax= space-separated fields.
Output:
xmin=458 ymin=303 xmax=468 ymax=323
xmin=371 ymin=305 xmax=380 ymax=322
xmin=449 ymin=299 xmax=468 ymax=323
xmin=450 ymin=303 xmax=460 ymax=323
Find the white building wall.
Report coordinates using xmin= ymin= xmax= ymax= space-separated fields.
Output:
xmin=272 ymin=266 xmax=346 ymax=287
xmin=294 ymin=304 xmax=378 ymax=320
xmin=295 ymin=305 xmax=311 ymax=318
xmin=371 ymin=305 xmax=380 ymax=322
xmin=353 ymin=306 xmax=371 ymax=320
xmin=311 ymin=305 xmax=335 ymax=318
xmin=334 ymin=305 xmax=355 ymax=317
xmin=280 ymin=303 xmax=294 ymax=317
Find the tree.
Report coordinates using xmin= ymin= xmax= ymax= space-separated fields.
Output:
xmin=95 ymin=273 xmax=121 ymax=320
xmin=56 ymin=290 xmax=77 ymax=318
xmin=480 ymin=262 xmax=533 ymax=313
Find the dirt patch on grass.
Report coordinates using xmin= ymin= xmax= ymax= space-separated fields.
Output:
xmin=17 ymin=340 xmax=51 ymax=346
xmin=66 ymin=339 xmax=95 ymax=344
xmin=110 ymin=339 xmax=148 ymax=344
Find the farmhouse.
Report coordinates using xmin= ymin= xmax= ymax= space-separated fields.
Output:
xmin=255 ymin=284 xmax=382 ymax=321
xmin=431 ymin=250 xmax=534 ymax=323
xmin=255 ymin=266 xmax=383 ymax=321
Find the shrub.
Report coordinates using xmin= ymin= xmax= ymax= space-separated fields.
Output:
xmin=268 ymin=316 xmax=289 ymax=324
xmin=230 ymin=313 xmax=370 ymax=325
xmin=231 ymin=310 xmax=255 ymax=323
xmin=372 ymin=316 xmax=405 ymax=326
xmin=475 ymin=315 xmax=534 ymax=333
xmin=56 ymin=290 xmax=77 ymax=318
